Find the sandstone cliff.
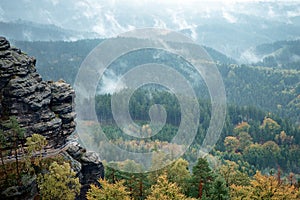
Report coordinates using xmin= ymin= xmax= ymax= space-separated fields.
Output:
xmin=0 ymin=36 xmax=75 ymax=147
xmin=0 ymin=37 xmax=104 ymax=200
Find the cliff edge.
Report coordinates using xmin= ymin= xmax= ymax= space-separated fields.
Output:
xmin=0 ymin=36 xmax=75 ymax=146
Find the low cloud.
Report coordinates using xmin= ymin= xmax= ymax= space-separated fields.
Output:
xmin=222 ymin=10 xmax=237 ymax=23
xmin=170 ymin=10 xmax=198 ymax=40
xmin=240 ymin=48 xmax=261 ymax=63
xmin=98 ymin=69 xmax=127 ymax=94
xmin=287 ymin=8 xmax=300 ymax=18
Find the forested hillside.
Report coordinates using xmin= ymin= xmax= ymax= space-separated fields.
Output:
xmin=219 ymin=64 xmax=300 ymax=124
xmin=90 ymin=89 xmax=300 ymax=173
xmin=76 ymin=88 xmax=300 ymax=199
xmin=13 ymin=40 xmax=300 ymax=124
xmin=246 ymin=39 xmax=300 ymax=70
xmin=5 ymin=38 xmax=299 ymax=199
xmin=2 ymin=0 xmax=300 ymax=199
xmin=0 ymin=20 xmax=99 ymax=41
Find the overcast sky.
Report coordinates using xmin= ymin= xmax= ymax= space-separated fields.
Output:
xmin=1 ymin=0 xmax=300 ymax=37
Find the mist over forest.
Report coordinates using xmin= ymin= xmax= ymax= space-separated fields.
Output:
xmin=1 ymin=1 xmax=300 ymax=199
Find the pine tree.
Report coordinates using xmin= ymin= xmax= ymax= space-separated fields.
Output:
xmin=0 ymin=128 xmax=8 ymax=183
xmin=190 ymin=157 xmax=213 ymax=199
xmin=209 ymin=176 xmax=230 ymax=200
xmin=3 ymin=116 xmax=25 ymax=181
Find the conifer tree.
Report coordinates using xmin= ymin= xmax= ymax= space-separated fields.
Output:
xmin=190 ymin=157 xmax=213 ymax=199
xmin=3 ymin=116 xmax=25 ymax=180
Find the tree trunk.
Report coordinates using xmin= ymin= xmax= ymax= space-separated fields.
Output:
xmin=139 ymin=178 xmax=143 ymax=199
xmin=14 ymin=144 xmax=20 ymax=183
xmin=0 ymin=150 xmax=8 ymax=183
xmin=198 ymin=179 xmax=203 ymax=199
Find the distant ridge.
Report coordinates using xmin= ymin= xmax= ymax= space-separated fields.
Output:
xmin=0 ymin=20 xmax=99 ymax=41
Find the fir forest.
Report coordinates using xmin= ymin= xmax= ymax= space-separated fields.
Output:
xmin=1 ymin=0 xmax=300 ymax=199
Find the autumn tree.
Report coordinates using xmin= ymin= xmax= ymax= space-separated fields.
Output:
xmin=260 ymin=117 xmax=281 ymax=141
xmin=37 ymin=161 xmax=81 ymax=200
xmin=230 ymin=184 xmax=252 ymax=200
xmin=224 ymin=136 xmax=239 ymax=153
xmin=275 ymin=130 xmax=293 ymax=145
xmin=218 ymin=160 xmax=250 ymax=187
xmin=86 ymin=178 xmax=131 ymax=200
xmin=250 ymin=171 xmax=298 ymax=199
xmin=25 ymin=133 xmax=47 ymax=170
xmin=261 ymin=117 xmax=280 ymax=131
xmin=146 ymin=172 xmax=195 ymax=200
xmin=230 ymin=171 xmax=299 ymax=200
xmin=233 ymin=121 xmax=250 ymax=135
xmin=112 ymin=159 xmax=145 ymax=199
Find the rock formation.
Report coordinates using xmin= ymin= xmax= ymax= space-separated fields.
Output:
xmin=0 ymin=37 xmax=104 ymax=200
xmin=0 ymin=36 xmax=75 ymax=147
xmin=65 ymin=142 xmax=104 ymax=199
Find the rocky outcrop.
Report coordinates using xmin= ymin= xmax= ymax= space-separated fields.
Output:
xmin=66 ymin=142 xmax=104 ymax=200
xmin=0 ymin=37 xmax=104 ymax=199
xmin=0 ymin=36 xmax=75 ymax=147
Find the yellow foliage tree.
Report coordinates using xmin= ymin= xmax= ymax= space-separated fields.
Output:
xmin=233 ymin=121 xmax=250 ymax=135
xmin=224 ymin=136 xmax=239 ymax=153
xmin=260 ymin=117 xmax=280 ymax=131
xmin=218 ymin=160 xmax=250 ymax=187
xmin=230 ymin=171 xmax=299 ymax=200
xmin=86 ymin=179 xmax=131 ymax=200
xmin=25 ymin=133 xmax=47 ymax=167
xmin=230 ymin=184 xmax=252 ymax=200
xmin=146 ymin=172 xmax=195 ymax=200
xmin=37 ymin=161 xmax=81 ymax=200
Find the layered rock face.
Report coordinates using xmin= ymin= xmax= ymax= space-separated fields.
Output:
xmin=66 ymin=142 xmax=104 ymax=199
xmin=0 ymin=37 xmax=75 ymax=146
xmin=0 ymin=37 xmax=105 ymax=200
